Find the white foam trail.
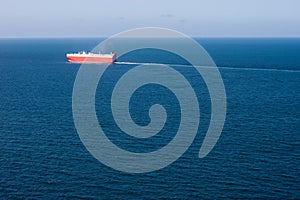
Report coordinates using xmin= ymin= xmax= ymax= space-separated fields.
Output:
xmin=216 ymin=66 xmax=300 ymax=73
xmin=114 ymin=61 xmax=300 ymax=73
xmin=115 ymin=61 xmax=165 ymax=66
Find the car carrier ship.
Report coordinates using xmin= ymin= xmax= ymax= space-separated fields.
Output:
xmin=66 ymin=51 xmax=116 ymax=63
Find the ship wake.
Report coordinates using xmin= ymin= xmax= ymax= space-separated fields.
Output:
xmin=114 ymin=62 xmax=299 ymax=73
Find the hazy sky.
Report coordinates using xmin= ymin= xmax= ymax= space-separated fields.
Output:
xmin=1 ymin=0 xmax=299 ymax=37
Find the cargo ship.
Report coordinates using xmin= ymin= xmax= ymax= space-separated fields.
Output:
xmin=66 ymin=51 xmax=116 ymax=63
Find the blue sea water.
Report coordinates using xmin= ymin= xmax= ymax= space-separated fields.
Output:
xmin=0 ymin=38 xmax=299 ymax=199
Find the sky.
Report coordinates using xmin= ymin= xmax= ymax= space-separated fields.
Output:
xmin=1 ymin=0 xmax=299 ymax=38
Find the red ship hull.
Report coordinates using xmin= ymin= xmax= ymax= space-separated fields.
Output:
xmin=66 ymin=52 xmax=116 ymax=63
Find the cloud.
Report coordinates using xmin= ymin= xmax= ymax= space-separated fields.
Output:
xmin=160 ymin=14 xmax=174 ymax=18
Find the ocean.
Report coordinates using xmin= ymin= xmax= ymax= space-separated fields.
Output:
xmin=0 ymin=38 xmax=299 ymax=199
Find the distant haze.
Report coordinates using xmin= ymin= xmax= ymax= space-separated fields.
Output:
xmin=1 ymin=0 xmax=299 ymax=38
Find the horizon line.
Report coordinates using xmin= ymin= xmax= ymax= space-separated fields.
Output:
xmin=1 ymin=36 xmax=300 ymax=39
